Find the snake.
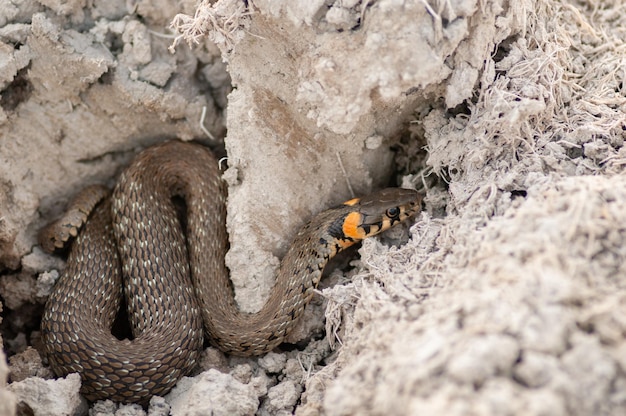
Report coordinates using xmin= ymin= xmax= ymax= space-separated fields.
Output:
xmin=39 ymin=140 xmax=422 ymax=404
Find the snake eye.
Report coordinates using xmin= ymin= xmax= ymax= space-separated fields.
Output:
xmin=386 ymin=207 xmax=400 ymax=218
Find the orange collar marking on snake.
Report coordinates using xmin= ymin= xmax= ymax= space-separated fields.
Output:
xmin=39 ymin=140 xmax=422 ymax=404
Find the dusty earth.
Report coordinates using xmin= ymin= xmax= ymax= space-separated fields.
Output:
xmin=2 ymin=0 xmax=626 ymax=415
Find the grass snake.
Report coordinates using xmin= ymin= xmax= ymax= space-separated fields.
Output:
xmin=39 ymin=140 xmax=422 ymax=403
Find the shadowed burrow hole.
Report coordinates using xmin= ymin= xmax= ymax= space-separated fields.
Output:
xmin=102 ymin=29 xmax=124 ymax=57
xmin=392 ymin=115 xmax=442 ymax=187
xmin=98 ymin=69 xmax=114 ymax=85
xmin=1 ymin=66 xmax=33 ymax=113
xmin=493 ymin=35 xmax=519 ymax=66
xmin=510 ymin=189 xmax=527 ymax=199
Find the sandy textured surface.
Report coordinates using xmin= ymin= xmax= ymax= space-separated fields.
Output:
xmin=2 ymin=0 xmax=626 ymax=415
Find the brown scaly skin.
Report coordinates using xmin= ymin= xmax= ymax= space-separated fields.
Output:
xmin=40 ymin=140 xmax=422 ymax=404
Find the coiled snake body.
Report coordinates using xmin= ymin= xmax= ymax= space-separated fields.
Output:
xmin=40 ymin=141 xmax=421 ymax=403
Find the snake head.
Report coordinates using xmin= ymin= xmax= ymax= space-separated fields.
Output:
xmin=329 ymin=188 xmax=423 ymax=250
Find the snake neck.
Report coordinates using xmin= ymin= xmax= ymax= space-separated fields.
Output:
xmin=189 ymin=201 xmax=343 ymax=356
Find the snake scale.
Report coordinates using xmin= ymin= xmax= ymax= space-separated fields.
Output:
xmin=39 ymin=140 xmax=422 ymax=404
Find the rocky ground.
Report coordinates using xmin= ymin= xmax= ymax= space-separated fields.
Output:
xmin=1 ymin=0 xmax=626 ymax=415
